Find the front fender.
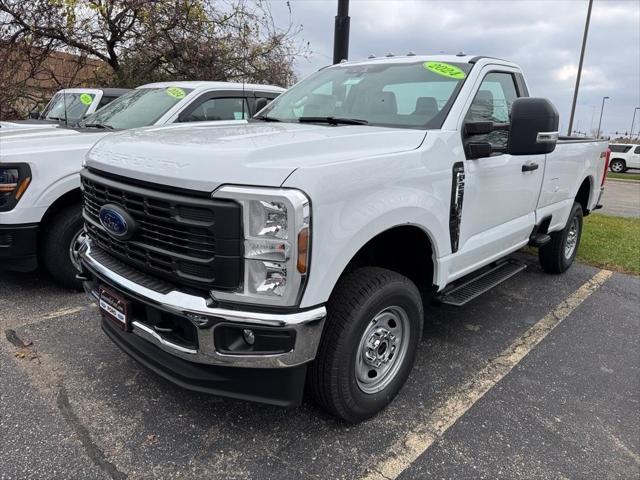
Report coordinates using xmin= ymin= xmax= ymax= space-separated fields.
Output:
xmin=284 ymin=150 xmax=452 ymax=308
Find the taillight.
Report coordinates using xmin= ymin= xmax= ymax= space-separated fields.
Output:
xmin=601 ymin=149 xmax=610 ymax=186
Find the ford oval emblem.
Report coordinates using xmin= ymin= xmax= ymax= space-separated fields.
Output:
xmin=99 ymin=204 xmax=136 ymax=240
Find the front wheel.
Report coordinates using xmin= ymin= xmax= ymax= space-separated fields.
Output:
xmin=609 ymin=159 xmax=626 ymax=173
xmin=308 ymin=267 xmax=423 ymax=423
xmin=41 ymin=205 xmax=85 ymax=290
xmin=539 ymin=202 xmax=583 ymax=274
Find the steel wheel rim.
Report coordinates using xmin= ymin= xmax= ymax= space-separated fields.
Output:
xmin=611 ymin=161 xmax=623 ymax=172
xmin=564 ymin=217 xmax=579 ymax=259
xmin=355 ymin=306 xmax=410 ymax=394
xmin=69 ymin=229 xmax=87 ymax=271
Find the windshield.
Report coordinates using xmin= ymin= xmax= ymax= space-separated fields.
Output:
xmin=40 ymin=92 xmax=95 ymax=123
xmin=259 ymin=61 xmax=472 ymax=129
xmin=79 ymin=87 xmax=193 ymax=130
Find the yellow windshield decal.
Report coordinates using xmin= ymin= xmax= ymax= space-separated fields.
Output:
xmin=79 ymin=93 xmax=93 ymax=105
xmin=166 ymin=87 xmax=186 ymax=99
xmin=424 ymin=62 xmax=466 ymax=80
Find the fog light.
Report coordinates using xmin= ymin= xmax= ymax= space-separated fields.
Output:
xmin=243 ymin=329 xmax=256 ymax=345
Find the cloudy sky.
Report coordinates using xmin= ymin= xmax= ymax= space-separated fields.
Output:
xmin=270 ymin=0 xmax=640 ymax=137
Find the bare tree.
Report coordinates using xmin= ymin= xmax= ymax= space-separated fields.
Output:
xmin=0 ymin=0 xmax=307 ymax=117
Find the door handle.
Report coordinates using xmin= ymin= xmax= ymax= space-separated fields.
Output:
xmin=522 ymin=162 xmax=539 ymax=172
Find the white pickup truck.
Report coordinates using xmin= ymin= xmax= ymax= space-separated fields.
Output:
xmin=0 ymin=81 xmax=284 ymax=288
xmin=0 ymin=88 xmax=129 ymax=130
xmin=76 ymin=55 xmax=610 ymax=422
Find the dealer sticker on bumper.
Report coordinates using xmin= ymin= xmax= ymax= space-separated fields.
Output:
xmin=99 ymin=286 xmax=130 ymax=330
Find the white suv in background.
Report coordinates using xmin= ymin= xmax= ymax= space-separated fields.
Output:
xmin=608 ymin=143 xmax=640 ymax=172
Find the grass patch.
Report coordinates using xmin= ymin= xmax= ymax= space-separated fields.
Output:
xmin=608 ymin=172 xmax=640 ymax=182
xmin=578 ymin=213 xmax=640 ymax=275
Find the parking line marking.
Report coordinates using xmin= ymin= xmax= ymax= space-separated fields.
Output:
xmin=360 ymin=269 xmax=613 ymax=480
xmin=41 ymin=305 xmax=87 ymax=320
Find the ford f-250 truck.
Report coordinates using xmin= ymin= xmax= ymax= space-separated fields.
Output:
xmin=77 ymin=55 xmax=609 ymax=422
xmin=0 ymin=81 xmax=284 ymax=288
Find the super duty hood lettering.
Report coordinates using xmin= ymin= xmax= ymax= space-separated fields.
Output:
xmin=86 ymin=122 xmax=426 ymax=191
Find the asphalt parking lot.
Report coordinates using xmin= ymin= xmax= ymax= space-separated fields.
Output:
xmin=600 ymin=179 xmax=640 ymax=218
xmin=1 ymin=254 xmax=638 ymax=480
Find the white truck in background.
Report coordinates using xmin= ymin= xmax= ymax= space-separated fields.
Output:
xmin=76 ymin=55 xmax=610 ymax=422
xmin=0 ymin=88 xmax=129 ymax=130
xmin=0 ymin=81 xmax=284 ymax=288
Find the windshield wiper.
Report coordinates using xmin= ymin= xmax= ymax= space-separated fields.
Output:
xmin=253 ymin=115 xmax=282 ymax=122
xmin=83 ymin=122 xmax=114 ymax=130
xmin=298 ymin=116 xmax=368 ymax=126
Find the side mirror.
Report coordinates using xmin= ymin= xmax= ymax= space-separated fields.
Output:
xmin=254 ymin=97 xmax=268 ymax=114
xmin=508 ymin=97 xmax=559 ymax=155
xmin=29 ymin=110 xmax=40 ymax=119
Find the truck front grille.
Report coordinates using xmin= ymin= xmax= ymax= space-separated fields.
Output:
xmin=81 ymin=169 xmax=243 ymax=292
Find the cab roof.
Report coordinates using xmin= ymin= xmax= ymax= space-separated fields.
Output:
xmin=137 ymin=81 xmax=286 ymax=93
xmin=327 ymin=54 xmax=518 ymax=69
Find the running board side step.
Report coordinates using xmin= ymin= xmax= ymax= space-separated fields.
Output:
xmin=435 ymin=260 xmax=526 ymax=306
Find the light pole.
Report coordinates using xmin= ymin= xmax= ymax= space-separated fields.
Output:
xmin=630 ymin=107 xmax=640 ymax=139
xmin=567 ymin=0 xmax=594 ymax=136
xmin=596 ymin=96 xmax=609 ymax=139
xmin=333 ymin=0 xmax=350 ymax=64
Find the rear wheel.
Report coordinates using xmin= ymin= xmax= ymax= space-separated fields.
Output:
xmin=609 ymin=158 xmax=626 ymax=173
xmin=41 ymin=205 xmax=85 ymax=290
xmin=539 ymin=202 xmax=583 ymax=274
xmin=308 ymin=267 xmax=423 ymax=423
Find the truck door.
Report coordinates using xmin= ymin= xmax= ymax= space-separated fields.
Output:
xmin=451 ymin=69 xmax=545 ymax=276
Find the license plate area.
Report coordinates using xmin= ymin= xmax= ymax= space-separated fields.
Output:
xmin=99 ymin=286 xmax=130 ymax=331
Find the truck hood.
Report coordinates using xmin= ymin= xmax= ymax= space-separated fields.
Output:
xmin=86 ymin=122 xmax=427 ymax=190
xmin=0 ymin=127 xmax=107 ymax=159
xmin=0 ymin=120 xmax=60 ymax=131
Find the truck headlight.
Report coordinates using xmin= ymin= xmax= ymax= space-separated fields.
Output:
xmin=211 ymin=186 xmax=310 ymax=307
xmin=0 ymin=163 xmax=31 ymax=212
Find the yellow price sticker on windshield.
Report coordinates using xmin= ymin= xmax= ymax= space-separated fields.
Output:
xmin=166 ymin=87 xmax=186 ymax=99
xmin=424 ymin=62 xmax=466 ymax=80
xmin=79 ymin=93 xmax=93 ymax=105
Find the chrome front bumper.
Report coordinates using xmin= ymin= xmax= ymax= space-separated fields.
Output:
xmin=79 ymin=240 xmax=326 ymax=369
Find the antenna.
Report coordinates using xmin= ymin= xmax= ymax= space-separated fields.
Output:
xmin=241 ymin=12 xmax=246 ymax=120
xmin=63 ymin=89 xmax=68 ymax=126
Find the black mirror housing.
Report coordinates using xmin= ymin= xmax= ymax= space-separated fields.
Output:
xmin=465 ymin=121 xmax=494 ymax=135
xmin=28 ymin=111 xmax=40 ymax=119
xmin=466 ymin=142 xmax=493 ymax=159
xmin=254 ymin=97 xmax=268 ymax=113
xmin=508 ymin=98 xmax=559 ymax=155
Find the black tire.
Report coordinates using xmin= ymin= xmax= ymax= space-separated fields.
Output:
xmin=41 ymin=205 xmax=85 ymax=290
xmin=539 ymin=202 xmax=583 ymax=274
xmin=609 ymin=158 xmax=626 ymax=173
xmin=308 ymin=267 xmax=423 ymax=423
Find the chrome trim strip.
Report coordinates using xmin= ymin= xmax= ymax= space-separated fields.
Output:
xmin=132 ymin=321 xmax=198 ymax=354
xmin=536 ymin=131 xmax=559 ymax=143
xmin=81 ymin=239 xmax=326 ymax=368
